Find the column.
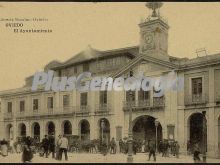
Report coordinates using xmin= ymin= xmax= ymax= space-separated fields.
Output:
xmin=40 ymin=120 xmax=45 ymax=140
xmin=207 ymin=68 xmax=216 ymax=157
xmin=26 ymin=121 xmax=31 ymax=137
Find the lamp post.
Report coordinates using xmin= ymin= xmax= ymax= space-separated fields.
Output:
xmin=101 ymin=119 xmax=105 ymax=143
xmin=154 ymin=119 xmax=159 ymax=153
xmin=202 ymin=111 xmax=207 ymax=163
xmin=127 ymin=70 xmax=134 ymax=163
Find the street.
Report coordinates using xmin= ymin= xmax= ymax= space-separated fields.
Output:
xmin=0 ymin=152 xmax=220 ymax=163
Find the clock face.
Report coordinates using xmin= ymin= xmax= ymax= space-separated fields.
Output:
xmin=144 ymin=34 xmax=153 ymax=44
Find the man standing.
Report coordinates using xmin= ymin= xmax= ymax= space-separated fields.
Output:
xmin=56 ymin=135 xmax=62 ymax=160
xmin=175 ymin=141 xmax=180 ymax=158
xmin=41 ymin=135 xmax=49 ymax=158
xmin=48 ymin=133 xmax=55 ymax=159
xmin=148 ymin=139 xmax=156 ymax=161
xmin=110 ymin=137 xmax=116 ymax=154
xmin=9 ymin=138 xmax=15 ymax=153
xmin=119 ymin=139 xmax=123 ymax=153
xmin=59 ymin=135 xmax=69 ymax=161
xmin=193 ymin=143 xmax=201 ymax=163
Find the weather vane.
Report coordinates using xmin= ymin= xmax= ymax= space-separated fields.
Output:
xmin=145 ymin=2 xmax=163 ymax=17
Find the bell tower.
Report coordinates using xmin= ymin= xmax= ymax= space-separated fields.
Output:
xmin=139 ymin=2 xmax=169 ymax=61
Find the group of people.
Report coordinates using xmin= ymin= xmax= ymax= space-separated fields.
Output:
xmin=0 ymin=138 xmax=22 ymax=157
xmin=0 ymin=135 xmax=206 ymax=163
xmin=118 ymin=138 xmax=181 ymax=161
xmin=40 ymin=134 xmax=69 ymax=161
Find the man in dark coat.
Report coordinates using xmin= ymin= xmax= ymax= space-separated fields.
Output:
xmin=41 ymin=135 xmax=49 ymax=158
xmin=110 ymin=138 xmax=116 ymax=154
xmin=48 ymin=133 xmax=55 ymax=158
xmin=148 ymin=139 xmax=156 ymax=161
xmin=162 ymin=140 xmax=168 ymax=157
xmin=22 ymin=136 xmax=33 ymax=163
xmin=193 ymin=143 xmax=201 ymax=163
xmin=119 ymin=139 xmax=123 ymax=153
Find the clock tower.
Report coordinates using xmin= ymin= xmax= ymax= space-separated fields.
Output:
xmin=139 ymin=2 xmax=169 ymax=61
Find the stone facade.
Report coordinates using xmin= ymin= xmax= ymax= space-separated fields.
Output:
xmin=0 ymin=4 xmax=220 ymax=158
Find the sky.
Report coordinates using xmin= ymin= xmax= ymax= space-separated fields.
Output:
xmin=0 ymin=2 xmax=220 ymax=91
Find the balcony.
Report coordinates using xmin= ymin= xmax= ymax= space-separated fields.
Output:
xmin=153 ymin=97 xmax=165 ymax=107
xmin=16 ymin=111 xmax=26 ymax=118
xmin=123 ymin=97 xmax=166 ymax=111
xmin=185 ymin=94 xmax=208 ymax=106
xmin=95 ymin=103 xmax=111 ymax=115
xmin=76 ymin=105 xmax=90 ymax=116
xmin=4 ymin=112 xmax=13 ymax=119
xmin=15 ymin=107 xmax=75 ymax=118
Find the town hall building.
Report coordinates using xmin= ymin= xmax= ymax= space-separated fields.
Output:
xmin=0 ymin=3 xmax=220 ymax=158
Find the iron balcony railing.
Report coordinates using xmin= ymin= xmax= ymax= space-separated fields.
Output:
xmin=15 ymin=106 xmax=75 ymax=118
xmin=153 ymin=97 xmax=165 ymax=107
xmin=4 ymin=112 xmax=13 ymax=119
xmin=123 ymin=99 xmax=151 ymax=109
xmin=75 ymin=105 xmax=90 ymax=115
xmin=185 ymin=94 xmax=208 ymax=105
xmin=123 ymin=98 xmax=165 ymax=110
xmin=95 ymin=103 xmax=111 ymax=114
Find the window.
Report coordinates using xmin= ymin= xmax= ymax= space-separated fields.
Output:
xmin=62 ymin=69 xmax=69 ymax=77
xmin=7 ymin=102 xmax=12 ymax=113
xmin=47 ymin=97 xmax=53 ymax=109
xmin=80 ymin=92 xmax=87 ymax=106
xmin=153 ymin=95 xmax=165 ymax=106
xmin=83 ymin=63 xmax=89 ymax=72
xmin=74 ymin=67 xmax=77 ymax=74
xmin=126 ymin=91 xmax=135 ymax=102
xmin=58 ymin=70 xmax=62 ymax=77
xmin=63 ymin=95 xmax=70 ymax=107
xmin=33 ymin=99 xmax=38 ymax=111
xmin=138 ymin=90 xmax=150 ymax=100
xmin=106 ymin=59 xmax=113 ymax=66
xmin=100 ymin=91 xmax=107 ymax=105
xmin=192 ymin=77 xmax=202 ymax=95
xmin=20 ymin=101 xmax=25 ymax=112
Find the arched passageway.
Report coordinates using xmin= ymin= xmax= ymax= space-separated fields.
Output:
xmin=132 ymin=115 xmax=162 ymax=144
xmin=79 ymin=120 xmax=90 ymax=141
xmin=32 ymin=122 xmax=40 ymax=141
xmin=46 ymin=122 xmax=55 ymax=136
xmin=98 ymin=118 xmax=110 ymax=145
xmin=18 ymin=123 xmax=26 ymax=138
xmin=188 ymin=113 xmax=207 ymax=152
xmin=63 ymin=120 xmax=72 ymax=135
xmin=5 ymin=124 xmax=13 ymax=140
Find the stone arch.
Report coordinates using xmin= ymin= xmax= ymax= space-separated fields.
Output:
xmin=18 ymin=123 xmax=26 ymax=138
xmin=5 ymin=123 xmax=13 ymax=140
xmin=98 ymin=118 xmax=110 ymax=144
xmin=187 ymin=112 xmax=207 ymax=152
xmin=79 ymin=119 xmax=90 ymax=141
xmin=46 ymin=121 xmax=55 ymax=135
xmin=132 ymin=115 xmax=162 ymax=145
xmin=62 ymin=120 xmax=72 ymax=135
xmin=31 ymin=122 xmax=40 ymax=141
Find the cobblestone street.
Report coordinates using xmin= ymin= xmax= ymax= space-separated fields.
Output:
xmin=0 ymin=152 xmax=220 ymax=163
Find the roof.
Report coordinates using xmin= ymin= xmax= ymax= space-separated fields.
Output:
xmin=178 ymin=53 xmax=220 ymax=70
xmin=49 ymin=45 xmax=139 ymax=69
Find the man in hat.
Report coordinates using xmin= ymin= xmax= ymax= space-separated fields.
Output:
xmin=59 ymin=134 xmax=69 ymax=161
xmin=48 ymin=133 xmax=55 ymax=159
xmin=56 ymin=135 xmax=62 ymax=160
xmin=148 ymin=139 xmax=156 ymax=161
xmin=41 ymin=135 xmax=49 ymax=158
